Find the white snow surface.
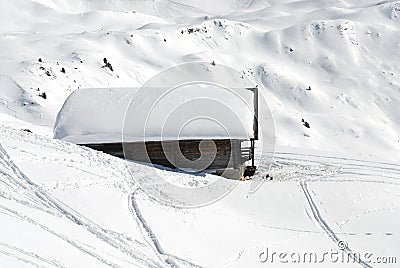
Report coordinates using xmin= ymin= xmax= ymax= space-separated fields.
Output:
xmin=54 ymin=85 xmax=255 ymax=144
xmin=54 ymin=87 xmax=138 ymax=143
xmin=1 ymin=126 xmax=400 ymax=267
xmin=1 ymin=0 xmax=400 ymax=267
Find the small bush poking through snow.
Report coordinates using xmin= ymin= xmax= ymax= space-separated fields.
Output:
xmin=302 ymin=119 xmax=310 ymax=128
xmin=38 ymin=92 xmax=47 ymax=99
xmin=102 ymin=57 xmax=114 ymax=72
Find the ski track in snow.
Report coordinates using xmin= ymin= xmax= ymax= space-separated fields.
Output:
xmin=233 ymin=151 xmax=400 ymax=267
xmin=262 ymin=151 xmax=400 ymax=186
xmin=0 ymin=138 xmax=165 ymax=267
xmin=0 ymin=143 xmax=123 ymax=267
xmin=300 ymin=180 xmax=372 ymax=268
xmin=0 ymin=131 xmax=200 ymax=267
xmin=0 ymin=241 xmax=66 ymax=268
xmin=129 ymin=192 xmax=202 ymax=268
xmin=0 ymin=126 xmax=204 ymax=267
xmin=220 ymin=150 xmax=400 ymax=266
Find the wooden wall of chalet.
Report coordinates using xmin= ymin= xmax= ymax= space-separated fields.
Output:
xmin=82 ymin=139 xmax=247 ymax=171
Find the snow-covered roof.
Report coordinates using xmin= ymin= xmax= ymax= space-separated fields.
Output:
xmin=54 ymin=86 xmax=256 ymax=144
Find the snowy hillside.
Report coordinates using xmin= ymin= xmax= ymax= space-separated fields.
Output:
xmin=1 ymin=0 xmax=400 ymax=267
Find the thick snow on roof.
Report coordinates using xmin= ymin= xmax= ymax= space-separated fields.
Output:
xmin=54 ymin=85 xmax=255 ymax=144
xmin=54 ymin=88 xmax=136 ymax=143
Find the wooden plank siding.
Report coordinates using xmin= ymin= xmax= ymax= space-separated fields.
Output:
xmin=81 ymin=139 xmax=249 ymax=172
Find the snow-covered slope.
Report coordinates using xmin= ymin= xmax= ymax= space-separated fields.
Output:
xmin=1 ymin=126 xmax=400 ymax=267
